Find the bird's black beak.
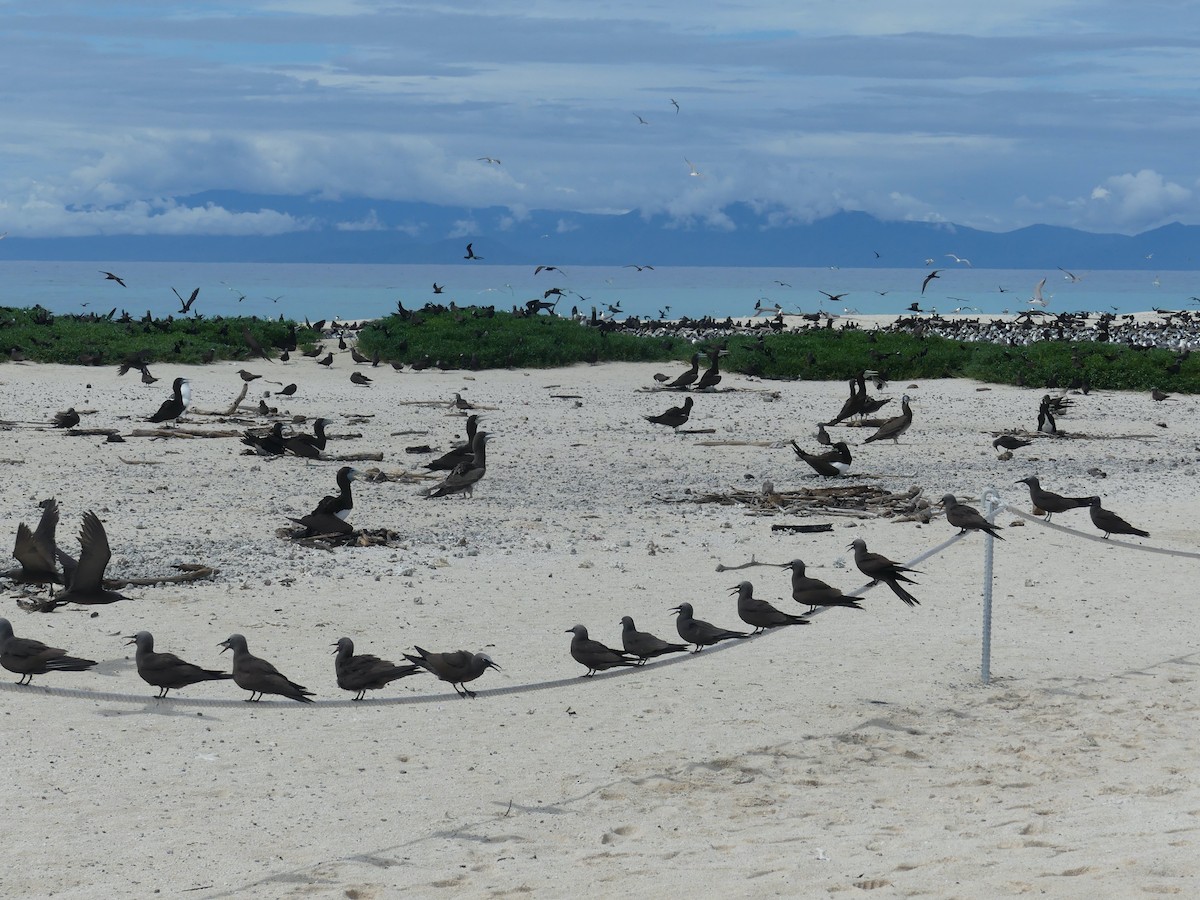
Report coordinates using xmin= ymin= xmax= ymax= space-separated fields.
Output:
xmin=486 ymin=660 xmax=502 ymax=672
xmin=123 ymin=635 xmax=137 ymax=646
xmin=218 ymin=641 xmax=230 ymax=653
xmin=727 ymin=585 xmax=741 ymax=594
xmin=669 ymin=606 xmax=681 ymax=614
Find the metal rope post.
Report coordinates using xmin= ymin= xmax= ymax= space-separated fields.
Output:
xmin=980 ymin=485 xmax=1000 ymax=684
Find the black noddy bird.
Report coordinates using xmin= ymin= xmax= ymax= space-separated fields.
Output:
xmin=664 ymin=353 xmax=700 ymax=390
xmin=0 ymin=617 xmax=97 ymax=685
xmin=237 ymin=369 xmax=261 ymax=383
xmin=731 ymin=581 xmax=809 ymax=633
xmin=333 ymin=637 xmax=420 ymax=701
xmin=1087 ymin=497 xmax=1149 ymax=539
xmin=566 ymin=625 xmax=638 ymax=676
xmin=50 ymin=511 xmax=133 ymax=608
xmin=670 ymin=602 xmax=750 ymax=652
xmin=791 ymin=440 xmax=851 ymax=476
xmin=1015 ymin=476 xmax=1091 ymax=522
xmin=147 ymin=377 xmax=191 ymax=423
xmin=53 ymin=408 xmax=80 ymax=429
xmin=127 ymin=631 xmax=232 ymax=698
xmin=645 ymin=396 xmax=693 ymax=429
xmin=849 ymin=539 xmax=920 ymax=607
xmin=618 ymin=616 xmax=688 ymax=664
xmin=426 ymin=431 xmax=488 ymax=498
xmin=11 ymin=498 xmax=63 ymax=583
xmin=290 ymin=465 xmax=361 ymax=536
xmin=942 ymin=494 xmax=1005 ymax=540
xmin=283 ymin=417 xmax=330 ymax=459
xmin=424 ymin=415 xmax=479 ymax=471
xmin=219 ymin=634 xmax=313 ymax=702
xmin=862 ymin=394 xmax=913 ymax=445
xmin=993 ymin=435 xmax=1032 ymax=452
xmin=276 ymin=383 xmax=297 ymax=396
xmin=781 ymin=559 xmax=863 ymax=612
xmin=403 ymin=646 xmax=500 ymax=698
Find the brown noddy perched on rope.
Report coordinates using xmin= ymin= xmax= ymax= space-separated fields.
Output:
xmin=644 ymin=396 xmax=693 ymax=429
xmin=50 ymin=511 xmax=133 ymax=608
xmin=283 ymin=418 xmax=330 ymax=459
xmin=1087 ymin=497 xmax=1149 ymax=539
xmin=147 ymin=377 xmax=190 ymax=423
xmin=219 ymin=634 xmax=313 ymax=702
xmin=566 ymin=625 xmax=638 ymax=676
xmin=791 ymin=440 xmax=851 ymax=477
xmin=862 ymin=394 xmax=912 ymax=445
xmin=426 ymin=431 xmax=488 ymax=499
xmin=850 ymin=538 xmax=920 ymax=607
xmin=333 ymin=637 xmax=420 ymax=701
xmin=402 ymin=646 xmax=500 ymax=699
xmin=731 ymin=581 xmax=809 ymax=633
xmin=10 ymin=498 xmax=64 ymax=584
xmin=618 ymin=616 xmax=688 ymax=664
xmin=941 ymin=494 xmax=1005 ymax=540
xmin=670 ymin=602 xmax=750 ymax=652
xmin=127 ymin=631 xmax=232 ymax=698
xmin=0 ymin=617 xmax=97 ymax=685
xmin=424 ymin=415 xmax=479 ymax=471
xmin=1015 ymin=476 xmax=1092 ymax=522
xmin=664 ymin=353 xmax=700 ymax=390
xmin=289 ymin=466 xmax=361 ymax=536
xmin=781 ymin=559 xmax=863 ymax=612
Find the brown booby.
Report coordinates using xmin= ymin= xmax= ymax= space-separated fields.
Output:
xmin=333 ymin=637 xmax=420 ymax=701
xmin=942 ymin=494 xmax=1004 ymax=540
xmin=426 ymin=431 xmax=488 ymax=499
xmin=127 ymin=631 xmax=232 ymax=698
xmin=862 ymin=394 xmax=913 ymax=444
xmin=283 ymin=417 xmax=329 ymax=459
xmin=10 ymin=498 xmax=64 ymax=583
xmin=51 ymin=511 xmax=133 ymax=608
xmin=1015 ymin=476 xmax=1091 ymax=522
xmin=618 ymin=616 xmax=688 ymax=664
xmin=694 ymin=351 xmax=722 ymax=390
xmin=1087 ymin=497 xmax=1150 ymax=539
xmin=644 ymin=396 xmax=693 ymax=429
xmin=290 ymin=466 xmax=361 ymax=535
xmin=403 ymin=646 xmax=500 ymax=698
xmin=424 ymin=415 xmax=479 ymax=471
xmin=791 ymin=440 xmax=852 ymax=477
xmin=219 ymin=634 xmax=314 ymax=702
xmin=567 ymin=625 xmax=638 ymax=676
xmin=731 ymin=581 xmax=809 ymax=633
xmin=241 ymin=421 xmax=287 ymax=456
xmin=52 ymin=408 xmax=80 ymax=429
xmin=147 ymin=377 xmax=190 ymax=423
xmin=0 ymin=617 xmax=97 ymax=684
xmin=850 ymin=539 xmax=920 ymax=607
xmin=670 ymin=602 xmax=750 ymax=652
xmin=781 ymin=559 xmax=863 ymax=612
xmin=828 ymin=378 xmax=863 ymax=425
xmin=664 ymin=353 xmax=700 ymax=390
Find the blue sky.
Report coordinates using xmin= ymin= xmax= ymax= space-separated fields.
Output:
xmin=3 ymin=1 xmax=1200 ymax=240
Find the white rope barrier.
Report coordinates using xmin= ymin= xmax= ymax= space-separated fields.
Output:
xmin=0 ymin=533 xmax=970 ymax=709
xmin=1001 ymin=501 xmax=1200 ymax=559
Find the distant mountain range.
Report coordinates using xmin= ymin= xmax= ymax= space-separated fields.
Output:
xmin=2 ymin=193 xmax=1196 ymax=269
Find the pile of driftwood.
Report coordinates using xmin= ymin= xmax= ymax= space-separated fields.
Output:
xmin=278 ymin=527 xmax=406 ymax=549
xmin=662 ymin=482 xmax=934 ymax=522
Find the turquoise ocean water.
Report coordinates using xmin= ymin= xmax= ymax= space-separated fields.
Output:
xmin=0 ymin=260 xmax=1195 ymax=323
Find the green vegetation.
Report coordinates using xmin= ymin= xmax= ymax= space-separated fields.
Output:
xmin=2 ymin=304 xmax=1197 ymax=392
xmin=0 ymin=307 xmax=317 ymax=365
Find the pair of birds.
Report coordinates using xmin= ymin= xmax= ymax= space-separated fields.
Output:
xmin=418 ymin=414 xmax=490 ymax=498
xmin=654 ymin=351 xmax=723 ymax=391
xmin=242 ymin=418 xmax=330 ymax=458
xmin=1015 ymin=476 xmax=1149 ymax=538
xmin=9 ymin=500 xmax=131 ymax=608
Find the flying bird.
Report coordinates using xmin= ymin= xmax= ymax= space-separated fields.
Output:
xmin=1028 ymin=278 xmax=1049 ymax=308
xmin=684 ymin=158 xmax=701 ymax=177
xmin=1058 ymin=267 xmax=1082 ymax=283
xmin=921 ymin=270 xmax=941 ymax=295
xmin=172 ymin=287 xmax=199 ymax=313
xmin=634 ymin=114 xmax=650 ymax=125
xmin=100 ymin=270 xmax=126 ymax=287
xmin=477 ymin=156 xmax=501 ymax=165
xmin=534 ymin=265 xmax=565 ymax=276
xmin=670 ymin=98 xmax=680 ymax=113
xmin=464 ymin=243 xmax=483 ymax=260
xmin=945 ymin=254 xmax=972 ymax=266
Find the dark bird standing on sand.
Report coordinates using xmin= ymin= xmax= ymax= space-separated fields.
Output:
xmin=664 ymin=353 xmax=700 ymax=390
xmin=290 ymin=466 xmax=361 ymax=536
xmin=619 ymin=616 xmax=688 ymax=664
xmin=238 ymin=369 xmax=261 ymax=383
xmin=53 ymin=408 xmax=80 ymax=429
xmin=350 ymin=372 xmax=372 ymax=386
xmin=127 ymin=631 xmax=232 ymax=698
xmin=317 ymin=353 xmax=334 ymax=367
xmin=816 ymin=423 xmax=832 ymax=446
xmin=670 ymin=602 xmax=750 ymax=652
xmin=567 ymin=625 xmax=638 ymax=676
xmin=1015 ymin=476 xmax=1091 ymax=522
xmin=645 ymin=396 xmax=693 ymax=429
xmin=284 ymin=417 xmax=329 ymax=459
xmin=850 ymin=538 xmax=920 ymax=607
xmin=731 ymin=581 xmax=809 ymax=633
xmin=241 ymin=421 xmax=287 ymax=456
xmin=10 ymin=498 xmax=64 ymax=583
xmin=993 ymin=435 xmax=1032 ymax=452
xmin=403 ymin=646 xmax=500 ymax=698
xmin=426 ymin=431 xmax=489 ymax=498
xmin=0 ymin=617 xmax=97 ymax=685
xmin=147 ymin=377 xmax=191 ymax=423
xmin=1087 ymin=496 xmax=1150 ymax=539
xmin=333 ymin=637 xmax=420 ymax=701
xmin=863 ymin=394 xmax=913 ymax=444
xmin=276 ymin=383 xmax=297 ymax=396
xmin=1037 ymin=397 xmax=1058 ymax=435
xmin=782 ymin=559 xmax=863 ymax=612
xmin=220 ymin=634 xmax=314 ymax=702
xmin=791 ymin=440 xmax=852 ymax=477
xmin=425 ymin=415 xmax=479 ymax=471
xmin=242 ymin=326 xmax=272 ymax=363
xmin=51 ymin=511 xmax=133 ymax=608
xmin=694 ymin=351 xmax=723 ymax=390
xmin=942 ymin=494 xmax=1005 ymax=540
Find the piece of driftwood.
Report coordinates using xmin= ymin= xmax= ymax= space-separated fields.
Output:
xmin=131 ymin=427 xmax=243 ymax=439
xmin=62 ymin=427 xmax=122 ymax=437
xmin=770 ymin=523 xmax=834 ymax=533
xmin=192 ymin=384 xmax=248 ymax=417
xmin=390 ymin=429 xmax=431 ymax=437
xmin=118 ymin=457 xmax=163 ymax=465
xmin=279 ymin=526 xmax=405 ymax=549
xmin=329 ymin=451 xmax=384 ymax=462
xmin=14 ymin=565 xmax=219 ymax=611
xmin=550 ymin=394 xmax=583 ymax=399
xmin=661 ymin=482 xmax=929 ymax=520
xmin=676 ymin=428 xmax=717 ymax=434
xmin=696 ymin=439 xmax=785 ymax=448
xmin=715 ymin=555 xmax=794 ymax=572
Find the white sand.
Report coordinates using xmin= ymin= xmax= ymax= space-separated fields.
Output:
xmin=1 ymin=356 xmax=1197 ymax=898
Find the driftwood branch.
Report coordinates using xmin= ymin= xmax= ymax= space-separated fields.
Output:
xmin=105 ymin=564 xmax=218 ymax=588
xmin=130 ymin=428 xmax=243 ymax=439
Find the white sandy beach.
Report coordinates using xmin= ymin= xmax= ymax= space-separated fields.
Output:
xmin=0 ymin=352 xmax=1197 ymax=898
